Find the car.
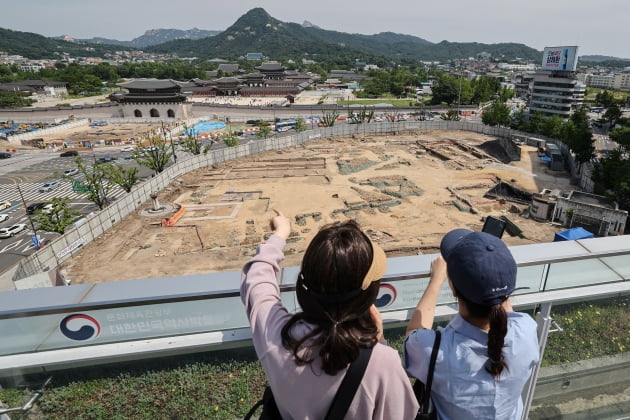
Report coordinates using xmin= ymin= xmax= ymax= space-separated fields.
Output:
xmin=41 ymin=203 xmax=54 ymax=214
xmin=39 ymin=180 xmax=61 ymax=192
xmin=26 ymin=202 xmax=46 ymax=214
xmin=120 ymin=145 xmax=135 ymax=152
xmin=63 ymin=168 xmax=79 ymax=177
xmin=0 ymin=152 xmax=11 ymax=159
xmin=0 ymin=223 xmax=26 ymax=238
xmin=0 ymin=201 xmax=10 ymax=210
xmin=143 ymin=146 xmax=158 ymax=152
xmin=60 ymin=150 xmax=79 ymax=157
xmin=0 ymin=214 xmax=8 ymax=223
xmin=96 ymin=155 xmax=114 ymax=164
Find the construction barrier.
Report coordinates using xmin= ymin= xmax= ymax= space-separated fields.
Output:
xmin=161 ymin=205 xmax=186 ymax=227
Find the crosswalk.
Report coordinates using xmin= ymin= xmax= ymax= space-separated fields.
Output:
xmin=0 ymin=180 xmax=128 ymax=206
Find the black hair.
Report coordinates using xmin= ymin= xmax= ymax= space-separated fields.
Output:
xmin=280 ymin=220 xmax=380 ymax=375
xmin=457 ymin=293 xmax=508 ymax=378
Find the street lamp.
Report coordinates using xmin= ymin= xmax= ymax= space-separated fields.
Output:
xmin=17 ymin=184 xmax=40 ymax=248
xmin=457 ymin=74 xmax=463 ymax=117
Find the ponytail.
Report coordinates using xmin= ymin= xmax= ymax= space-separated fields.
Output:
xmin=457 ymin=292 xmax=509 ymax=378
xmin=486 ymin=304 xmax=508 ymax=377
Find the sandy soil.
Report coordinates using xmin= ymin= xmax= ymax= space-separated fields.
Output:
xmin=59 ymin=129 xmax=571 ymax=284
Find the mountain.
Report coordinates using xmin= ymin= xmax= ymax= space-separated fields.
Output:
xmin=1 ymin=8 xmax=542 ymax=63
xmin=147 ymin=8 xmax=541 ymax=62
xmin=0 ymin=28 xmax=124 ymax=59
xmin=580 ymin=55 xmax=629 ymax=62
xmin=76 ymin=28 xmax=221 ymax=48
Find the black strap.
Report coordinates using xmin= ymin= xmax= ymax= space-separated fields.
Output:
xmin=324 ymin=346 xmax=373 ymax=420
xmin=421 ymin=330 xmax=441 ymax=413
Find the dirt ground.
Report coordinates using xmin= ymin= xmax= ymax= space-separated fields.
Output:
xmin=59 ymin=129 xmax=572 ymax=284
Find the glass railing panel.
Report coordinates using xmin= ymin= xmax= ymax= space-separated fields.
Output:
xmin=516 ymin=264 xmax=548 ymax=293
xmin=543 ymin=259 xmax=624 ymax=290
xmin=600 ymin=255 xmax=630 ymax=279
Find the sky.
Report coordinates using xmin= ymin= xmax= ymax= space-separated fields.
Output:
xmin=2 ymin=0 xmax=629 ymax=59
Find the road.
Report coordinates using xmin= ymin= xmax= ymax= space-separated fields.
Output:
xmin=0 ymin=147 xmax=174 ymax=272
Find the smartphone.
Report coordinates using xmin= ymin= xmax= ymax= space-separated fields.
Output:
xmin=482 ymin=216 xmax=506 ymax=238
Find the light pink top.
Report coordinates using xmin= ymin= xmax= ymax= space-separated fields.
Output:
xmin=241 ymin=234 xmax=419 ymax=420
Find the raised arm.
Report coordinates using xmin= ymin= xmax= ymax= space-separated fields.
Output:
xmin=405 ymin=256 xmax=447 ymax=335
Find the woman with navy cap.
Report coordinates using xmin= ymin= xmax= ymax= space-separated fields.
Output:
xmin=242 ymin=210 xmax=419 ymax=419
xmin=405 ymin=229 xmax=539 ymax=420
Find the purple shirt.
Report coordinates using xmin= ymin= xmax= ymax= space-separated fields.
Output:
xmin=241 ymin=235 xmax=419 ymax=420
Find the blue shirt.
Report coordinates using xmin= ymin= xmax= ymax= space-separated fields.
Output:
xmin=404 ymin=312 xmax=539 ymax=420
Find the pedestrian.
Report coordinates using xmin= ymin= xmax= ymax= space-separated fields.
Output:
xmin=405 ymin=229 xmax=539 ymax=420
xmin=241 ymin=210 xmax=419 ymax=419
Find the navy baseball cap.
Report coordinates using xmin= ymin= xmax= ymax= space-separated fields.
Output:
xmin=440 ymin=229 xmax=519 ymax=306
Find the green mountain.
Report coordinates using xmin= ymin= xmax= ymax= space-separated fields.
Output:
xmin=0 ymin=28 xmax=126 ymax=59
xmin=0 ymin=8 xmax=542 ymax=63
xmin=76 ymin=28 xmax=222 ymax=48
xmin=147 ymin=8 xmax=542 ymax=62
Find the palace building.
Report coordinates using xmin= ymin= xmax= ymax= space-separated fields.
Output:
xmin=109 ymin=79 xmax=191 ymax=119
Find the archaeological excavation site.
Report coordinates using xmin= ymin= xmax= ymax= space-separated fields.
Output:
xmin=61 ymin=130 xmax=571 ymax=284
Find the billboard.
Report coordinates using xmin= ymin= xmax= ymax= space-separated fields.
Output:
xmin=542 ymin=46 xmax=579 ymax=71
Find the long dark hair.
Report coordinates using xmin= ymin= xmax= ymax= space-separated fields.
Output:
xmin=280 ymin=220 xmax=380 ymax=375
xmin=458 ymin=293 xmax=509 ymax=378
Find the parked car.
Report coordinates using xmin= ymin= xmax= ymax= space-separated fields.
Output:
xmin=60 ymin=150 xmax=79 ymax=157
xmin=63 ymin=168 xmax=79 ymax=177
xmin=41 ymin=203 xmax=54 ymax=214
xmin=0 ymin=223 xmax=26 ymax=238
xmin=0 ymin=201 xmax=10 ymax=210
xmin=95 ymin=155 xmax=114 ymax=164
xmin=26 ymin=202 xmax=46 ymax=214
xmin=120 ymin=145 xmax=135 ymax=152
xmin=0 ymin=214 xmax=8 ymax=223
xmin=0 ymin=152 xmax=11 ymax=159
xmin=39 ymin=180 xmax=61 ymax=192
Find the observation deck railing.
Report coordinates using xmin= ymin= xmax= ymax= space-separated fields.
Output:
xmin=0 ymin=234 xmax=628 ymax=419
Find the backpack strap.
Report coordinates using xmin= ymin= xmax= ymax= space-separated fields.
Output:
xmin=422 ymin=330 xmax=441 ymax=412
xmin=324 ymin=346 xmax=374 ymax=420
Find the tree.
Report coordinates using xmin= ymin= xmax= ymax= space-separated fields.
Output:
xmin=256 ymin=120 xmax=273 ymax=139
xmin=294 ymin=117 xmax=306 ymax=132
xmin=592 ymin=149 xmax=630 ymax=214
xmin=440 ymin=109 xmax=461 ymax=121
xmin=133 ymin=134 xmax=173 ymax=174
xmin=223 ymin=133 xmax=239 ymax=147
xmin=107 ymin=164 xmax=139 ymax=193
xmin=33 ymin=197 xmax=81 ymax=234
xmin=498 ymin=86 xmax=515 ymax=103
xmin=431 ymin=74 xmax=472 ymax=106
xmin=68 ymin=157 xmax=113 ymax=210
xmin=510 ymin=107 xmax=528 ymax=130
xmin=595 ymin=90 xmax=617 ymax=108
xmin=540 ymin=115 xmax=564 ymax=139
xmin=603 ymin=105 xmax=622 ymax=128
xmin=471 ymin=76 xmax=501 ymax=104
xmin=562 ymin=107 xmax=595 ymax=163
xmin=481 ymin=100 xmax=511 ymax=127
xmin=320 ymin=112 xmax=339 ymax=127
xmin=180 ymin=125 xmax=212 ymax=155
xmin=609 ymin=127 xmax=630 ymax=153
xmin=526 ymin=111 xmax=545 ymax=134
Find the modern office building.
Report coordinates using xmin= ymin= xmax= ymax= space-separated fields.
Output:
xmin=529 ymin=46 xmax=585 ymax=118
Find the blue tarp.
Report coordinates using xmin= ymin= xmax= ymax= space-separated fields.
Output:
xmin=553 ymin=227 xmax=594 ymax=242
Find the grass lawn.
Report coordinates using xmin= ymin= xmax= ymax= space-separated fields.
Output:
xmin=1 ymin=296 xmax=627 ymax=419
